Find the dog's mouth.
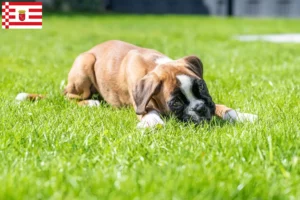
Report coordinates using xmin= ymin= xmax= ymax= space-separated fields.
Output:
xmin=168 ymin=97 xmax=215 ymax=125
xmin=181 ymin=105 xmax=213 ymax=124
xmin=168 ymin=103 xmax=213 ymax=125
xmin=183 ymin=117 xmax=211 ymax=125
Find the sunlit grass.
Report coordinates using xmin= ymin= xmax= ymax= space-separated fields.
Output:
xmin=0 ymin=15 xmax=300 ymax=199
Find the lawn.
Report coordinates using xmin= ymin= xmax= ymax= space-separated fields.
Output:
xmin=0 ymin=14 xmax=300 ymax=199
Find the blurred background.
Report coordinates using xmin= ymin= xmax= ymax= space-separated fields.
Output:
xmin=2 ymin=0 xmax=300 ymax=17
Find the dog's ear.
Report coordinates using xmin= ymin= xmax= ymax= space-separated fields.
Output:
xmin=183 ymin=55 xmax=203 ymax=79
xmin=133 ymin=73 xmax=162 ymax=115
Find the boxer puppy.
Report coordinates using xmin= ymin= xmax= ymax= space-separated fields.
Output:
xmin=16 ymin=40 xmax=257 ymax=128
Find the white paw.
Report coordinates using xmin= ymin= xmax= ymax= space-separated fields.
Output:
xmin=236 ymin=112 xmax=258 ymax=123
xmin=86 ymin=100 xmax=100 ymax=107
xmin=137 ymin=110 xmax=165 ymax=128
xmin=224 ymin=110 xmax=258 ymax=123
xmin=15 ymin=93 xmax=29 ymax=101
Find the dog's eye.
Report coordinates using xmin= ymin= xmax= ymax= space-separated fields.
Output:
xmin=173 ymin=101 xmax=182 ymax=108
xmin=170 ymin=99 xmax=183 ymax=109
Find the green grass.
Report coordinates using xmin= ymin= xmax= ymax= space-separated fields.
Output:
xmin=1 ymin=14 xmax=300 ymax=199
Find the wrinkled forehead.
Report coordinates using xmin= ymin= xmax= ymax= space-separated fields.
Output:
xmin=155 ymin=57 xmax=198 ymax=78
xmin=175 ymin=75 xmax=196 ymax=99
xmin=176 ymin=75 xmax=194 ymax=92
xmin=170 ymin=74 xmax=206 ymax=99
xmin=154 ymin=58 xmax=201 ymax=97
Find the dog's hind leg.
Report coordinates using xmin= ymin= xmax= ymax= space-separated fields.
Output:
xmin=15 ymin=93 xmax=45 ymax=101
xmin=77 ymin=99 xmax=101 ymax=107
xmin=16 ymin=53 xmax=100 ymax=106
xmin=64 ymin=53 xmax=97 ymax=101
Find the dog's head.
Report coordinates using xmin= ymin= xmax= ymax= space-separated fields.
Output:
xmin=133 ymin=55 xmax=215 ymax=124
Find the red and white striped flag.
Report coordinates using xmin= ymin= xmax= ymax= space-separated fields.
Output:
xmin=2 ymin=1 xmax=42 ymax=29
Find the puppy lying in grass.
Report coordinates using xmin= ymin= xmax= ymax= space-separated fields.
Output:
xmin=16 ymin=40 xmax=257 ymax=128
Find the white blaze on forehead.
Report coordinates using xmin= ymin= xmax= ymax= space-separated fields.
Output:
xmin=155 ymin=57 xmax=173 ymax=65
xmin=176 ymin=75 xmax=197 ymax=102
xmin=177 ymin=74 xmax=205 ymax=112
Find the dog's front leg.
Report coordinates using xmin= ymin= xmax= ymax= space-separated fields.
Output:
xmin=137 ymin=110 xmax=165 ymax=128
xmin=215 ymin=104 xmax=258 ymax=123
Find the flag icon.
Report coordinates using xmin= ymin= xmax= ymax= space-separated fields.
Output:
xmin=2 ymin=1 xmax=42 ymax=29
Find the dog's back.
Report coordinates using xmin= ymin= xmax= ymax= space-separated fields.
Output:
xmin=65 ymin=40 xmax=165 ymax=106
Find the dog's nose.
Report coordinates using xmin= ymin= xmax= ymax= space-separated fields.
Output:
xmin=190 ymin=101 xmax=205 ymax=113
